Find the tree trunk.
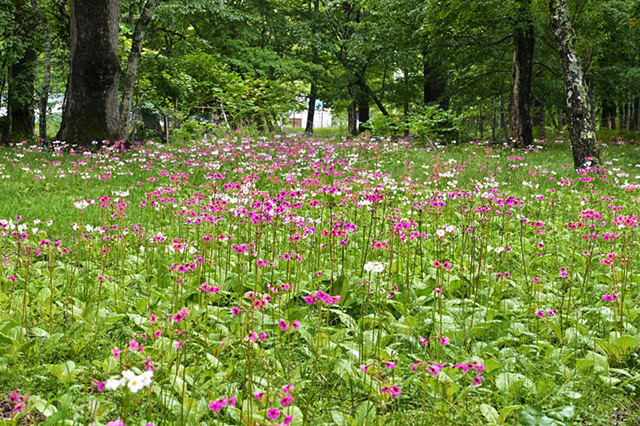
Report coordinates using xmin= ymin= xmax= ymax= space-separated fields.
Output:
xmin=600 ymin=100 xmax=616 ymax=129
xmin=423 ymin=59 xmax=448 ymax=109
xmin=7 ymin=0 xmax=36 ymax=142
xmin=358 ymin=99 xmax=369 ymax=133
xmin=631 ymin=98 xmax=640 ymax=131
xmin=119 ymin=0 xmax=162 ymax=140
xmin=491 ymin=97 xmax=497 ymax=141
xmin=499 ymin=95 xmax=509 ymax=142
xmin=56 ymin=0 xmax=122 ymax=147
xmin=549 ymin=0 xmax=599 ymax=170
xmin=31 ymin=0 xmax=51 ymax=141
xmin=357 ymin=79 xmax=388 ymax=116
xmin=540 ymin=103 xmax=546 ymax=141
xmin=478 ymin=101 xmax=484 ymax=140
xmin=508 ymin=0 xmax=535 ymax=148
xmin=347 ymin=100 xmax=358 ymax=136
xmin=304 ymin=83 xmax=317 ymax=135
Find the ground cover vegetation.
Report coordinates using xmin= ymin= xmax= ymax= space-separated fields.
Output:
xmin=0 ymin=134 xmax=640 ymax=425
xmin=2 ymin=0 xmax=640 ymax=425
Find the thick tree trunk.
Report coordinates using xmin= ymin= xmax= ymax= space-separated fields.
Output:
xmin=119 ymin=0 xmax=162 ymax=140
xmin=57 ymin=0 xmax=122 ymax=147
xmin=304 ymin=83 xmax=317 ymax=135
xmin=31 ymin=0 xmax=51 ymax=141
xmin=508 ymin=0 xmax=535 ymax=148
xmin=347 ymin=100 xmax=358 ymax=136
xmin=549 ymin=0 xmax=599 ymax=170
xmin=600 ymin=100 xmax=616 ymax=129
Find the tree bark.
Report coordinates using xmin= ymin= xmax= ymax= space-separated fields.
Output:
xmin=31 ymin=0 xmax=51 ymax=141
xmin=423 ymin=59 xmax=448 ymax=109
xmin=540 ymin=103 xmax=546 ymax=140
xmin=56 ymin=0 xmax=122 ymax=147
xmin=119 ymin=0 xmax=162 ymax=140
xmin=631 ymin=98 xmax=640 ymax=131
xmin=508 ymin=0 xmax=535 ymax=148
xmin=358 ymin=98 xmax=369 ymax=133
xmin=499 ymin=95 xmax=509 ymax=142
xmin=347 ymin=100 xmax=357 ymax=136
xmin=549 ymin=0 xmax=599 ymax=170
xmin=7 ymin=0 xmax=36 ymax=142
xmin=304 ymin=83 xmax=317 ymax=135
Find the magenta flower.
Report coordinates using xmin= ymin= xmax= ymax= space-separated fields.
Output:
xmin=267 ymin=408 xmax=280 ymax=419
xmin=292 ymin=320 xmax=300 ymax=329
xmin=111 ymin=347 xmax=122 ymax=360
xmin=279 ymin=319 xmax=289 ymax=331
xmin=439 ymin=336 xmax=450 ymax=346
xmin=280 ymin=395 xmax=292 ymax=407
xmin=106 ymin=419 xmax=126 ymax=426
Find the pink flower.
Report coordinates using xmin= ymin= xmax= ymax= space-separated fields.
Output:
xmin=149 ymin=314 xmax=157 ymax=324
xmin=254 ymin=391 xmax=266 ymax=401
xmin=111 ymin=347 xmax=122 ymax=360
xmin=247 ymin=332 xmax=259 ymax=342
xmin=291 ymin=320 xmax=300 ymax=329
xmin=439 ymin=336 xmax=450 ymax=346
xmin=282 ymin=384 xmax=294 ymax=394
xmin=279 ymin=319 xmax=289 ymax=331
xmin=427 ymin=363 xmax=446 ymax=376
xmin=284 ymin=414 xmax=294 ymax=424
xmin=267 ymin=408 xmax=281 ymax=420
xmin=106 ymin=420 xmax=126 ymax=426
xmin=472 ymin=376 xmax=484 ymax=386
xmin=280 ymin=395 xmax=292 ymax=407
xmin=433 ymin=287 xmax=442 ymax=294
xmin=385 ymin=361 xmax=396 ymax=369
xmin=360 ymin=364 xmax=369 ymax=372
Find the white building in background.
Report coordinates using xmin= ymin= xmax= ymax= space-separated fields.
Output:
xmin=288 ymin=100 xmax=333 ymax=129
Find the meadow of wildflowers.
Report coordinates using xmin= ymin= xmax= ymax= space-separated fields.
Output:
xmin=0 ymin=135 xmax=639 ymax=425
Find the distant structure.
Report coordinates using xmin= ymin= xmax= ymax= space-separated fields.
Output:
xmin=288 ymin=100 xmax=333 ymax=128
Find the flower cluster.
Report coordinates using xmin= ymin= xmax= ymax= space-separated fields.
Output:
xmin=363 ymin=261 xmax=385 ymax=273
xmin=303 ymin=290 xmax=341 ymax=305
xmin=103 ymin=370 xmax=153 ymax=393
xmin=208 ymin=395 xmax=237 ymax=413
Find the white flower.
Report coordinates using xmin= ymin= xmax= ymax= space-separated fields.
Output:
xmin=140 ymin=370 xmax=153 ymax=386
xmin=104 ymin=376 xmax=121 ymax=391
xmin=435 ymin=229 xmax=445 ymax=237
xmin=364 ymin=261 xmax=385 ymax=273
xmin=121 ymin=369 xmax=136 ymax=382
xmin=127 ymin=375 xmax=145 ymax=393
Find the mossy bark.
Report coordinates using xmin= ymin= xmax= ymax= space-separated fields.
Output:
xmin=549 ymin=0 xmax=599 ymax=170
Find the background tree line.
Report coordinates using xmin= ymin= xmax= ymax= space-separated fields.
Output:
xmin=0 ymin=0 xmax=639 ymax=166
